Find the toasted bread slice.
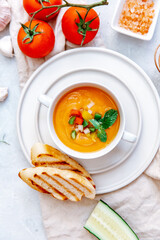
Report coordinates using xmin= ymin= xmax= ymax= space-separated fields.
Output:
xmin=19 ymin=167 xmax=95 ymax=201
xmin=31 ymin=143 xmax=95 ymax=188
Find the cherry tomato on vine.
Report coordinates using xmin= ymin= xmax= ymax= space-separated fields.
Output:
xmin=23 ymin=0 xmax=62 ymax=21
xmin=62 ymin=7 xmax=100 ymax=46
xmin=17 ymin=20 xmax=55 ymax=58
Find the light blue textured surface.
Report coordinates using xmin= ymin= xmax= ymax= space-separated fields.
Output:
xmin=0 ymin=1 xmax=160 ymax=239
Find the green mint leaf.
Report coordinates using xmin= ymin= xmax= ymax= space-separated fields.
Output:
xmin=97 ymin=127 xmax=107 ymax=142
xmin=100 ymin=109 xmax=118 ymax=129
xmin=89 ymin=119 xmax=100 ymax=129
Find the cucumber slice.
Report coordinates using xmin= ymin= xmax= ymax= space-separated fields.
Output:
xmin=84 ymin=200 xmax=139 ymax=240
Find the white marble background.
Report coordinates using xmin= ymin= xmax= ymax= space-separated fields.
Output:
xmin=0 ymin=1 xmax=160 ymax=239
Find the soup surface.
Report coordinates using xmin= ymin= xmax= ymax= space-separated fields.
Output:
xmin=53 ymin=87 xmax=120 ymax=153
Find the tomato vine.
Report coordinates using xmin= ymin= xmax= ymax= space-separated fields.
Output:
xmin=27 ymin=0 xmax=109 ymax=45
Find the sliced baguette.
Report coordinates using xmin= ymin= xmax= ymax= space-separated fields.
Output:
xmin=19 ymin=167 xmax=95 ymax=201
xmin=31 ymin=143 xmax=95 ymax=188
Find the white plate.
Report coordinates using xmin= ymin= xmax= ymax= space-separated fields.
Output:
xmin=111 ymin=0 xmax=160 ymax=40
xmin=17 ymin=47 xmax=160 ymax=194
xmin=35 ymin=68 xmax=141 ymax=174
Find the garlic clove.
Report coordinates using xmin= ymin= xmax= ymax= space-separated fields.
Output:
xmin=0 ymin=36 xmax=14 ymax=58
xmin=0 ymin=0 xmax=11 ymax=32
xmin=0 ymin=87 xmax=8 ymax=102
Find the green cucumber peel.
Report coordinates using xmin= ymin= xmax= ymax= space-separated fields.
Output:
xmin=89 ymin=127 xmax=96 ymax=132
xmin=68 ymin=116 xmax=76 ymax=125
xmin=100 ymin=200 xmax=139 ymax=240
xmin=71 ymin=130 xmax=77 ymax=139
xmin=89 ymin=119 xmax=100 ymax=129
xmin=83 ymin=119 xmax=88 ymax=128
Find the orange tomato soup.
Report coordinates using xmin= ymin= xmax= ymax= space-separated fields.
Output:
xmin=53 ymin=87 xmax=120 ymax=152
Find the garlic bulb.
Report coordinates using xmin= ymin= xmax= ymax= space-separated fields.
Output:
xmin=0 ymin=87 xmax=8 ymax=102
xmin=0 ymin=36 xmax=14 ymax=57
xmin=0 ymin=0 xmax=11 ymax=32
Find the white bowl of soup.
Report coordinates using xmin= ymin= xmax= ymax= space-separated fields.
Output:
xmin=38 ymin=82 xmax=137 ymax=159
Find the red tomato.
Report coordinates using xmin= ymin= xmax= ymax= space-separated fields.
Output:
xmin=62 ymin=7 xmax=100 ymax=45
xmin=75 ymin=117 xmax=84 ymax=125
xmin=23 ymin=0 xmax=62 ymax=21
xmin=17 ymin=20 xmax=55 ymax=58
xmin=70 ymin=109 xmax=82 ymax=117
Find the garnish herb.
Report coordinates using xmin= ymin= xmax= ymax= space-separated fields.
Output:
xmin=68 ymin=108 xmax=118 ymax=143
xmin=71 ymin=130 xmax=77 ymax=139
xmin=89 ymin=119 xmax=100 ymax=129
xmin=0 ymin=134 xmax=10 ymax=145
xmin=89 ymin=127 xmax=96 ymax=132
xmin=69 ymin=116 xmax=76 ymax=125
xmin=97 ymin=127 xmax=107 ymax=142
xmin=99 ymin=109 xmax=118 ymax=129
xmin=90 ymin=110 xmax=118 ymax=142
xmin=83 ymin=119 xmax=88 ymax=128
xmin=94 ymin=113 xmax=102 ymax=121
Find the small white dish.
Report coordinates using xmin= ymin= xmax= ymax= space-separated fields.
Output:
xmin=38 ymin=81 xmax=137 ymax=160
xmin=111 ymin=0 xmax=160 ymax=41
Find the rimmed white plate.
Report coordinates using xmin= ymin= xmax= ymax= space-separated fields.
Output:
xmin=17 ymin=47 xmax=160 ymax=194
xmin=35 ymin=68 xmax=141 ymax=174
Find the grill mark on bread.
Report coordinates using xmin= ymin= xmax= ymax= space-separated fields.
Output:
xmin=42 ymin=172 xmax=80 ymax=201
xmin=72 ymin=169 xmax=83 ymax=174
xmin=86 ymin=177 xmax=95 ymax=188
xmin=34 ymin=161 xmax=70 ymax=167
xmin=85 ymin=177 xmax=95 ymax=189
xmin=86 ymin=177 xmax=92 ymax=181
xmin=31 ymin=143 xmax=95 ymax=189
xmin=34 ymin=161 xmax=83 ymax=175
xmin=54 ymin=174 xmax=84 ymax=194
xmin=33 ymin=160 xmax=95 ymax=187
xmin=34 ymin=174 xmax=67 ymax=200
xmin=29 ymin=179 xmax=50 ymax=194
xmin=70 ymin=178 xmax=92 ymax=193
xmin=37 ymin=154 xmax=54 ymax=158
